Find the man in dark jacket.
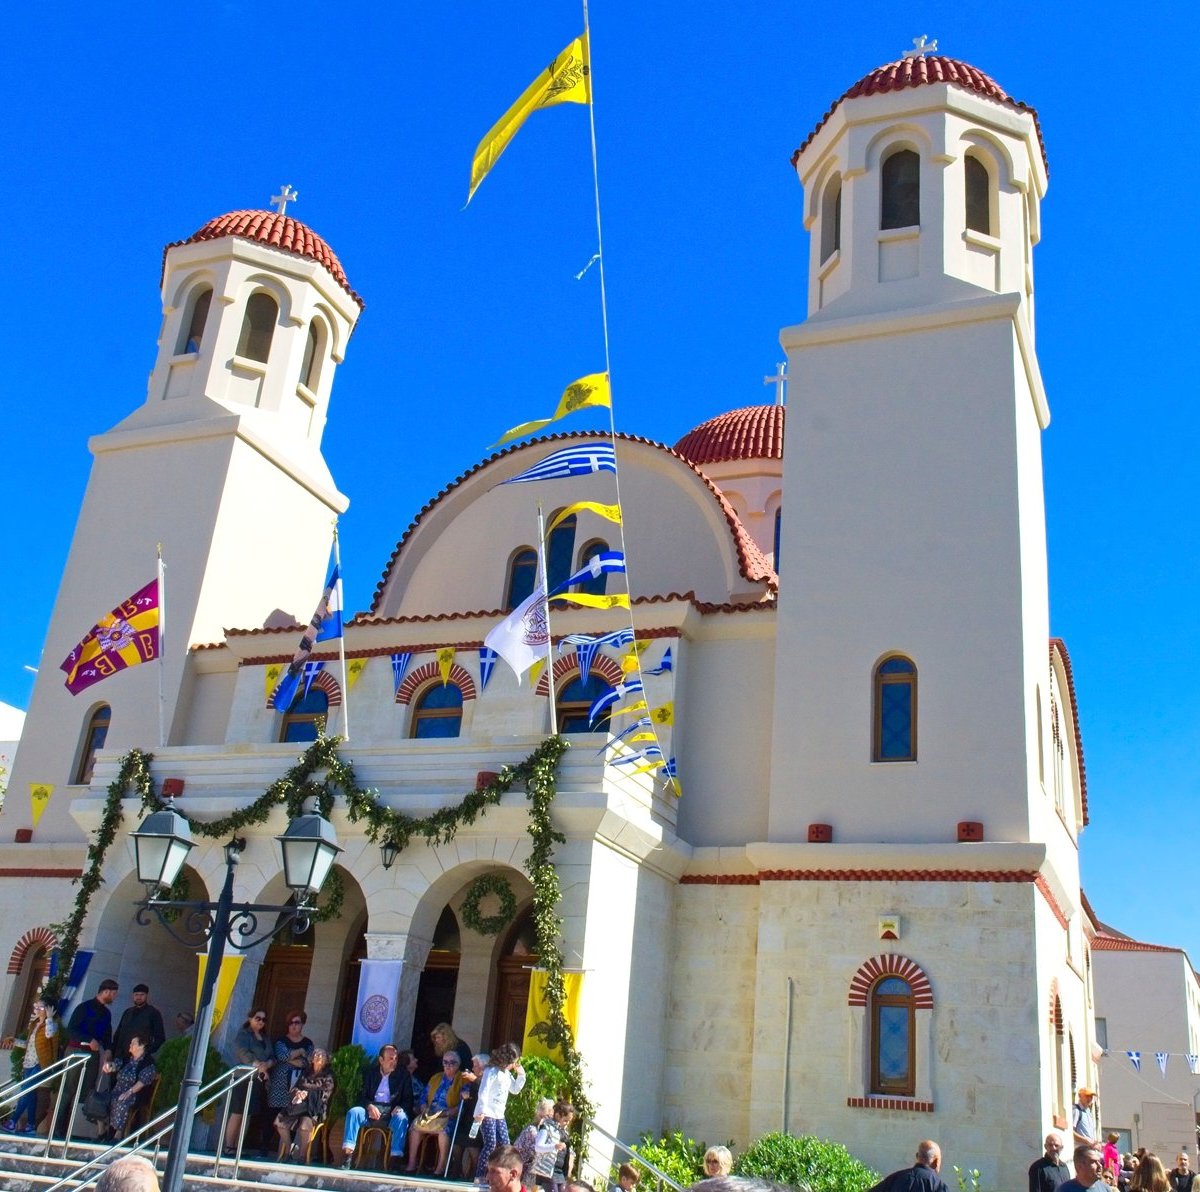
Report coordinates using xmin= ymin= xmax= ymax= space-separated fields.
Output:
xmin=338 ymin=1044 xmax=416 ymax=1168
xmin=1030 ymin=1133 xmax=1072 ymax=1192
xmin=54 ymin=978 xmax=119 ymax=1138
xmin=112 ymin=984 xmax=166 ymax=1058
xmin=869 ymin=1141 xmax=949 ymax=1192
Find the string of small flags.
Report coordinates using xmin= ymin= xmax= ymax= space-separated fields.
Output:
xmin=1111 ymin=1050 xmax=1200 ymax=1077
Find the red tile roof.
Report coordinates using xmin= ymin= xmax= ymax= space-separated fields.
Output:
xmin=674 ymin=404 xmax=785 ymax=467
xmin=793 ymin=56 xmax=1048 ymax=175
xmin=1092 ymin=922 xmax=1183 ymax=955
xmin=165 ymin=210 xmax=364 ymax=309
xmin=1050 ymin=638 xmax=1088 ymax=826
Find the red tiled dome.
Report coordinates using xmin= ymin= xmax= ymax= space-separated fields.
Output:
xmin=674 ymin=404 xmax=785 ymax=467
xmin=167 ymin=211 xmax=364 ymax=308
xmin=794 ymin=56 xmax=1047 ymax=174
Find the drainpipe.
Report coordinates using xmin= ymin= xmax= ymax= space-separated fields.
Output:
xmin=783 ymin=976 xmax=794 ymax=1133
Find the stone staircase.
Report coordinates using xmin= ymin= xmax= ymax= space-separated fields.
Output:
xmin=0 ymin=1131 xmax=475 ymax=1191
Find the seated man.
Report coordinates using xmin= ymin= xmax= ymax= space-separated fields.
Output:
xmin=339 ymin=1044 xmax=415 ymax=1169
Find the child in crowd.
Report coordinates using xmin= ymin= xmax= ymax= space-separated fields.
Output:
xmin=516 ymin=1098 xmax=555 ymax=1183
xmin=530 ymin=1102 xmax=574 ymax=1190
xmin=616 ymin=1163 xmax=642 ymax=1192
xmin=473 ymin=1043 xmax=526 ymax=1181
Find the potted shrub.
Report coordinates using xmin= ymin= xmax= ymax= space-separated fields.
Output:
xmin=325 ymin=1043 xmax=368 ymax=1158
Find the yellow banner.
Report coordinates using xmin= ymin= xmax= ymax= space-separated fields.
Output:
xmin=437 ymin=647 xmax=456 ymax=686
xmin=549 ymin=592 xmax=630 ymax=610
xmin=196 ymin=954 xmax=244 ymax=1029
xmin=30 ymin=784 xmax=54 ymax=828
xmin=545 ymin=499 xmax=621 ymax=535
xmin=265 ymin=664 xmax=284 ymax=704
xmin=468 ymin=33 xmax=591 ymax=204
xmin=522 ymin=969 xmax=584 ymax=1062
xmin=496 ymin=373 xmax=611 ymax=446
xmin=346 ymin=658 xmax=368 ymax=689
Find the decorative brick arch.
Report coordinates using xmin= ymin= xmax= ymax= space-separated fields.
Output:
xmin=8 ymin=926 xmax=57 ymax=975
xmin=534 ymin=651 xmax=624 ymax=696
xmin=267 ymin=668 xmax=342 ymax=710
xmin=396 ymin=661 xmax=477 ymax=706
xmin=848 ymin=953 xmax=934 ymax=1009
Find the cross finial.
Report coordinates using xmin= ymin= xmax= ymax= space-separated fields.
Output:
xmin=763 ymin=361 xmax=788 ymax=406
xmin=902 ymin=35 xmax=938 ymax=59
xmin=270 ymin=184 xmax=299 ymax=216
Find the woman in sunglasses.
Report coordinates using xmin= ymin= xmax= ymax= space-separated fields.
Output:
xmin=223 ymin=1009 xmax=273 ymax=1155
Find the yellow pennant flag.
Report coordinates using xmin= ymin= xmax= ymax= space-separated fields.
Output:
xmin=468 ymin=33 xmax=591 ymax=204
xmin=264 ymin=664 xmax=284 ymax=704
xmin=437 ymin=647 xmax=456 ymax=686
xmin=528 ymin=657 xmax=546 ymax=686
xmin=496 ymin=372 xmax=611 ymax=446
xmin=651 ymin=702 xmax=675 ymax=727
xmin=550 ymin=592 xmax=630 ymax=611
xmin=620 ymin=653 xmax=640 ymax=674
xmin=346 ymin=658 xmax=368 ymax=689
xmin=196 ymin=954 xmax=245 ymax=1029
xmin=626 ymin=761 xmax=663 ymax=778
xmin=611 ymin=699 xmax=647 ymax=717
xmin=628 ymin=732 xmax=659 ymax=745
xmin=546 ymin=499 xmax=622 ymax=535
xmin=522 ymin=969 xmax=585 ymax=1062
xmin=30 ymin=784 xmax=54 ymax=828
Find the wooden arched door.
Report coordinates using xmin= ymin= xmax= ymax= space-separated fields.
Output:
xmin=488 ymin=908 xmax=537 ymax=1051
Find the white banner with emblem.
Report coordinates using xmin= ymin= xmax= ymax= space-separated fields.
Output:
xmin=351 ymin=959 xmax=403 ymax=1053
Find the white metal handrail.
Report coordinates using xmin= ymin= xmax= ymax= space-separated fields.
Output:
xmin=581 ymin=1118 xmax=687 ymax=1192
xmin=0 ymin=1051 xmax=91 ymax=1160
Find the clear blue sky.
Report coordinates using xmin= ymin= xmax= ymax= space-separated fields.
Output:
xmin=2 ymin=5 xmax=1196 ymax=960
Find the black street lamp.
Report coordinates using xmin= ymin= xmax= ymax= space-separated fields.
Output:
xmin=131 ymin=802 xmax=342 ymax=1192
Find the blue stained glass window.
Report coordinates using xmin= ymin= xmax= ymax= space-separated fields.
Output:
xmin=547 ymin=515 xmax=577 ymax=592
xmin=876 ymin=1006 xmax=910 ymax=1080
xmin=281 ymin=689 xmax=328 ymax=743
xmin=413 ymin=683 xmax=463 ymax=739
xmin=506 ymin=549 xmax=538 ymax=610
xmin=576 ymin=540 xmax=609 ymax=596
xmin=557 ymin=673 xmax=614 ymax=734
xmin=874 ymin=656 xmax=916 ymax=761
xmin=871 ymin=975 xmax=914 ymax=1095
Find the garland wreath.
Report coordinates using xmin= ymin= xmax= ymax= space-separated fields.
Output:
xmin=38 ymin=732 xmax=591 ymax=1130
xmin=460 ymin=872 xmax=518 ymax=936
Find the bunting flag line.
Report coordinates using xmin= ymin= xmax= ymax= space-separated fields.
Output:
xmin=549 ymin=550 xmax=626 ymax=595
xmin=590 ymin=679 xmax=641 ymax=727
xmin=346 ymin=658 xmax=368 ymax=690
xmin=650 ymin=702 xmax=674 ymax=727
xmin=390 ymin=652 xmax=413 ymax=693
xmin=30 ymin=784 xmax=53 ymax=828
xmin=1156 ymin=1052 xmax=1169 ymax=1077
xmin=479 ymin=647 xmax=499 ymax=691
xmin=608 ymin=745 xmax=664 ymax=765
xmin=467 ymin=32 xmax=591 ymax=204
xmin=271 ymin=562 xmax=342 ymax=710
xmin=1126 ymin=1051 xmax=1141 ymax=1072
xmin=550 ymin=592 xmax=630 ymax=611
xmin=496 ymin=373 xmax=611 ymax=446
xmin=437 ymin=647 xmax=456 ymax=686
xmin=485 ymin=582 xmax=550 ymax=681
xmin=611 ymin=698 xmax=648 ymax=717
xmin=60 ymin=579 xmax=160 ymax=695
xmin=546 ymin=500 xmax=622 ymax=534
xmin=644 ymin=646 xmax=673 ymax=675
xmin=600 ymin=716 xmax=653 ymax=752
xmin=559 ymin=628 xmax=634 ymax=682
xmin=662 ymin=755 xmax=680 ymax=795
xmin=501 ymin=442 xmax=617 ymax=485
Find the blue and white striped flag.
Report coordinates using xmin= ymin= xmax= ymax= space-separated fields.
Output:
xmin=644 ymin=646 xmax=673 ymax=675
xmin=501 ymin=442 xmax=617 ymax=485
xmin=600 ymin=716 xmax=653 ymax=753
xmin=660 ymin=756 xmax=678 ymax=778
xmin=300 ymin=659 xmax=325 ymax=698
xmin=559 ymin=628 xmax=634 ymax=681
xmin=390 ymin=652 xmax=413 ymax=693
xmin=549 ymin=551 xmax=625 ymax=596
xmin=590 ymin=679 xmax=642 ymax=727
xmin=609 ymin=745 xmax=664 ymax=766
xmin=315 ymin=563 xmax=343 ymax=642
xmin=1126 ymin=1050 xmax=1141 ymax=1072
xmin=479 ymin=646 xmax=498 ymax=690
xmin=1155 ymin=1052 xmax=1169 ymax=1077
xmin=1187 ymin=1054 xmax=1199 ymax=1075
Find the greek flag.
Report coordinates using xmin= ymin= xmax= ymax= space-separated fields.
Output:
xmin=315 ymin=563 xmax=343 ymax=642
xmin=590 ymin=679 xmax=641 ymax=727
xmin=479 ymin=646 xmax=499 ymax=690
xmin=1126 ymin=1050 xmax=1141 ymax=1071
xmin=1155 ymin=1052 xmax=1169 ymax=1077
xmin=559 ymin=627 xmax=634 ymax=681
xmin=550 ymin=551 xmax=626 ymax=595
xmin=501 ymin=442 xmax=617 ymax=485
xmin=1186 ymin=1054 xmax=1199 ymax=1075
xmin=644 ymin=646 xmax=673 ymax=675
xmin=608 ymin=745 xmax=664 ymax=766
xmin=661 ymin=756 xmax=678 ymax=778
xmin=601 ymin=716 xmax=653 ymax=753
xmin=390 ymin=652 xmax=413 ymax=693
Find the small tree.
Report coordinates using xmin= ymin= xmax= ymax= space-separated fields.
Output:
xmin=327 ymin=1043 xmax=368 ymax=1123
xmin=623 ymin=1131 xmax=713 ymax=1188
xmin=152 ymin=1035 xmax=227 ymax=1116
xmin=735 ymin=1131 xmax=877 ymax=1192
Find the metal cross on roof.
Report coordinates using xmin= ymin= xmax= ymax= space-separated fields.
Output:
xmin=270 ymin=184 xmax=299 ymax=216
xmin=902 ymin=35 xmax=938 ymax=59
xmin=763 ymin=361 xmax=788 ymax=406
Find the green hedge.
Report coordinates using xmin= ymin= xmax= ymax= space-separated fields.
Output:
xmin=735 ymin=1131 xmax=878 ymax=1192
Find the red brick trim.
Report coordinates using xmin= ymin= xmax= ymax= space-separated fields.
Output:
xmin=849 ymin=954 xmax=934 ymax=1009
xmin=534 ymin=652 xmax=624 ymax=697
xmin=1035 ymin=875 xmax=1070 ymax=929
xmin=761 ymin=868 xmax=1039 ymax=882
xmin=846 ymin=1097 xmax=934 ymax=1112
xmin=266 ymin=667 xmax=342 ymax=710
xmin=680 ymin=874 xmax=761 ymax=885
xmin=7 ymin=926 xmax=59 ymax=974
xmin=396 ymin=661 xmax=477 ymax=706
xmin=0 ymin=870 xmax=83 ymax=879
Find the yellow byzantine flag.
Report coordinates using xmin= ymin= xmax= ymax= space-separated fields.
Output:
xmin=550 ymin=592 xmax=630 ymax=611
xmin=546 ymin=499 xmax=621 ymax=535
xmin=651 ymin=702 xmax=675 ymax=727
xmin=496 ymin=373 xmax=611 ymax=446
xmin=264 ymin=664 xmax=284 ymax=704
xmin=30 ymin=784 xmax=54 ymax=828
xmin=437 ymin=647 xmax=456 ymax=686
xmin=468 ymin=33 xmax=591 ymax=204
xmin=196 ymin=954 xmax=244 ymax=1029
xmin=522 ymin=968 xmax=584 ymax=1062
xmin=346 ymin=658 xmax=368 ymax=690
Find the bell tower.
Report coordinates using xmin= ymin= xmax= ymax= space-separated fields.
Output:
xmin=768 ymin=50 xmax=1052 ymax=844
xmin=6 ymin=197 xmax=362 ymax=843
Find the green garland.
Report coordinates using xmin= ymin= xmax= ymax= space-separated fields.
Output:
xmin=460 ymin=872 xmax=518 ymax=935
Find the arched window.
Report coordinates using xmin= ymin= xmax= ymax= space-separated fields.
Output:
xmin=300 ymin=320 xmax=323 ymax=391
xmin=411 ymin=682 xmax=464 ymax=738
xmin=873 ymin=656 xmax=916 ymax=761
xmin=556 ymin=672 xmax=615 ymax=734
xmin=73 ymin=704 xmax=111 ymax=784
xmin=881 ymin=149 xmax=920 ymax=230
xmin=178 ymin=287 xmax=212 ymax=354
xmin=279 ymin=687 xmax=328 ymax=743
xmin=870 ymin=976 xmax=915 ymax=1095
xmin=236 ymin=292 xmax=278 ymax=363
xmin=820 ymin=175 xmax=842 ymax=263
xmin=506 ymin=548 xmax=538 ymax=610
xmin=965 ymin=154 xmax=991 ymax=235
xmin=546 ymin=514 xmax=577 ymax=593
xmin=575 ymin=539 xmax=609 ymax=596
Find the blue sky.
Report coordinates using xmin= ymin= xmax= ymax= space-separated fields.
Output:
xmin=2 ymin=5 xmax=1197 ymax=962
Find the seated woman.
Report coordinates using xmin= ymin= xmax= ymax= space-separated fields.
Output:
xmin=405 ymin=1048 xmax=465 ymax=1174
xmin=274 ymin=1047 xmax=334 ymax=1162
xmin=104 ymin=1035 xmax=157 ymax=1140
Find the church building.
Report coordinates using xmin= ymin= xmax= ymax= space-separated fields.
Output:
xmin=0 ymin=51 xmax=1096 ymax=1188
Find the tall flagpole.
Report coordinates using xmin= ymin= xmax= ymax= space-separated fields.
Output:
xmin=536 ymin=503 xmax=558 ymax=730
xmin=156 ymin=544 xmax=167 ymax=748
xmin=333 ymin=524 xmax=350 ymax=742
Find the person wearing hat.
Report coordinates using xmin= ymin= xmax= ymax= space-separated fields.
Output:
xmin=113 ymin=983 xmax=166 ymax=1059
xmin=1073 ymin=1088 xmax=1098 ymax=1147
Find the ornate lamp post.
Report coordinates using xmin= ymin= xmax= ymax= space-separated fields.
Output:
xmin=131 ymin=802 xmax=342 ymax=1192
